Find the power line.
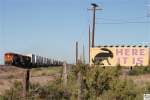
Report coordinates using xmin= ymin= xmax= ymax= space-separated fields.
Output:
xmin=97 ymin=16 xmax=149 ymax=21
xmin=96 ymin=21 xmax=150 ymax=24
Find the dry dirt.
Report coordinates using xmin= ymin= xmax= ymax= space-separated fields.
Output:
xmin=0 ymin=65 xmax=150 ymax=95
xmin=121 ymin=74 xmax=150 ymax=86
xmin=0 ymin=65 xmax=59 ymax=95
xmin=120 ymin=68 xmax=150 ymax=86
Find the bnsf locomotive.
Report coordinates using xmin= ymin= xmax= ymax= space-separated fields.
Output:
xmin=4 ymin=53 xmax=31 ymax=68
xmin=4 ymin=53 xmax=63 ymax=68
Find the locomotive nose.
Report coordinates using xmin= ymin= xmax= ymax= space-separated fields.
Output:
xmin=4 ymin=54 xmax=13 ymax=65
xmin=5 ymin=54 xmax=13 ymax=61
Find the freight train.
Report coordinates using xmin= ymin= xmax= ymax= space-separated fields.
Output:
xmin=4 ymin=53 xmax=63 ymax=68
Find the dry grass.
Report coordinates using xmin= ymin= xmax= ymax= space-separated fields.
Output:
xmin=31 ymin=66 xmax=62 ymax=77
xmin=120 ymin=73 xmax=150 ymax=88
xmin=0 ymin=65 xmax=62 ymax=95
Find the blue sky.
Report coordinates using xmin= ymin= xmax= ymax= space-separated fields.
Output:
xmin=0 ymin=0 xmax=150 ymax=64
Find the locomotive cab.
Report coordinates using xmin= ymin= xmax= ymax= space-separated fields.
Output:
xmin=4 ymin=53 xmax=31 ymax=68
xmin=4 ymin=53 xmax=14 ymax=65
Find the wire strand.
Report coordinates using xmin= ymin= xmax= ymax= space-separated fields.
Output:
xmin=96 ymin=21 xmax=150 ymax=24
xmin=97 ymin=16 xmax=149 ymax=21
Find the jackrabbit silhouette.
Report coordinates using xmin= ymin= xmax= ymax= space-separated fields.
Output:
xmin=92 ymin=48 xmax=113 ymax=65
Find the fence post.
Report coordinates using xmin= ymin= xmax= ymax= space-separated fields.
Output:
xmin=77 ymin=70 xmax=81 ymax=100
xmin=63 ymin=62 xmax=67 ymax=86
xmin=23 ymin=69 xmax=30 ymax=99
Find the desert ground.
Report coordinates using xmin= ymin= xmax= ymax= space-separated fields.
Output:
xmin=0 ymin=65 xmax=62 ymax=95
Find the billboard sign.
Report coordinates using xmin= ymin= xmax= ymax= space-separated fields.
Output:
xmin=90 ymin=46 xmax=149 ymax=66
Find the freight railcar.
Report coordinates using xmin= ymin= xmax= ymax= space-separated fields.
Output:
xmin=4 ymin=53 xmax=31 ymax=68
xmin=26 ymin=54 xmax=63 ymax=67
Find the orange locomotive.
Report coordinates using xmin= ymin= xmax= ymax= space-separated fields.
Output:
xmin=4 ymin=53 xmax=31 ymax=68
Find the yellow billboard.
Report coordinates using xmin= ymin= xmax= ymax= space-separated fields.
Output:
xmin=90 ymin=46 xmax=149 ymax=66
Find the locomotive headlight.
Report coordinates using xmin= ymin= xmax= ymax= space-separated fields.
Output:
xmin=7 ymin=55 xmax=10 ymax=58
xmin=6 ymin=55 xmax=12 ymax=60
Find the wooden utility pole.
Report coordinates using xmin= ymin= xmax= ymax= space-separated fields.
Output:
xmin=92 ymin=3 xmax=98 ymax=47
xmin=75 ymin=41 xmax=82 ymax=100
xmin=82 ymin=45 xmax=85 ymax=64
xmin=89 ymin=3 xmax=102 ymax=47
xmin=89 ymin=25 xmax=91 ymax=64
xmin=23 ymin=69 xmax=30 ymax=99
xmin=148 ymin=4 xmax=150 ymax=17
xmin=76 ymin=41 xmax=78 ymax=64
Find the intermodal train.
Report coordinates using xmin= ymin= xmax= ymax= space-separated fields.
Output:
xmin=4 ymin=53 xmax=63 ymax=68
